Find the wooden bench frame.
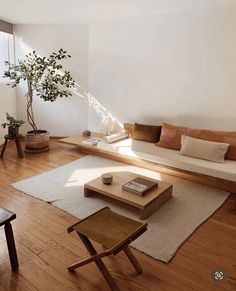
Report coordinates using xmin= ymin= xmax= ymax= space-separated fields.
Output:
xmin=60 ymin=124 xmax=236 ymax=193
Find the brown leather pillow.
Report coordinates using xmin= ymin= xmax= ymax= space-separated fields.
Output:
xmin=156 ymin=123 xmax=189 ymax=150
xmin=133 ymin=123 xmax=162 ymax=143
xmin=157 ymin=123 xmax=236 ymax=160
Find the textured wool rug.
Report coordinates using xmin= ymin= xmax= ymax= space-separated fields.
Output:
xmin=12 ymin=155 xmax=230 ymax=263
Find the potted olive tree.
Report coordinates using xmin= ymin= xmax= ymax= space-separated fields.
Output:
xmin=1 ymin=113 xmax=25 ymax=136
xmin=3 ymin=49 xmax=75 ymax=152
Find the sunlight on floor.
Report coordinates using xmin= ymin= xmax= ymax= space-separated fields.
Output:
xmin=65 ymin=158 xmax=162 ymax=188
xmin=65 ymin=166 xmax=126 ymax=187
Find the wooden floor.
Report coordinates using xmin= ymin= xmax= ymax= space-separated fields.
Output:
xmin=0 ymin=139 xmax=235 ymax=291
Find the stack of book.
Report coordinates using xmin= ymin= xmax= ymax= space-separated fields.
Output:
xmin=122 ymin=177 xmax=158 ymax=196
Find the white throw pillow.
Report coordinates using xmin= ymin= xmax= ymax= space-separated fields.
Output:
xmin=180 ymin=135 xmax=229 ymax=163
xmin=104 ymin=131 xmax=129 ymax=143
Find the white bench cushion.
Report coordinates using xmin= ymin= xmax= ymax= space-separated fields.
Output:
xmin=97 ymin=138 xmax=236 ymax=182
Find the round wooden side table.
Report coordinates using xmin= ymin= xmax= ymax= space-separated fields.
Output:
xmin=0 ymin=134 xmax=24 ymax=159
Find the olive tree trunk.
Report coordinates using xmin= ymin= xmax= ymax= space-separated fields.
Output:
xmin=27 ymin=80 xmax=38 ymax=131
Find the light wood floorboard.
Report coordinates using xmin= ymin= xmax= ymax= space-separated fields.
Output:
xmin=0 ymin=139 xmax=235 ymax=290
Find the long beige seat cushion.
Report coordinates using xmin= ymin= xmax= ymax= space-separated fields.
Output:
xmin=97 ymin=138 xmax=236 ymax=182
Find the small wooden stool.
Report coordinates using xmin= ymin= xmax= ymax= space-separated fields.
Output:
xmin=0 ymin=208 xmax=19 ymax=271
xmin=0 ymin=134 xmax=23 ymax=159
xmin=67 ymin=207 xmax=148 ymax=291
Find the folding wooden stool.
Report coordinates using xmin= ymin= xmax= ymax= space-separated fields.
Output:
xmin=67 ymin=207 xmax=148 ymax=291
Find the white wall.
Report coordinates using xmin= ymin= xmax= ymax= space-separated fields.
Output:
xmin=88 ymin=4 xmax=236 ymax=132
xmin=0 ymin=32 xmax=16 ymax=144
xmin=12 ymin=3 xmax=236 ymax=136
xmin=14 ymin=24 xmax=89 ymax=136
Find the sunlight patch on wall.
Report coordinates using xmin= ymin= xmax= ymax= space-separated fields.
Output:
xmin=18 ymin=37 xmax=33 ymax=55
xmin=13 ymin=38 xmax=123 ymax=134
xmin=72 ymin=82 xmax=123 ymax=133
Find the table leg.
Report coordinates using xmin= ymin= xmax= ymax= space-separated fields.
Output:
xmin=0 ymin=139 xmax=8 ymax=159
xmin=4 ymin=222 xmax=19 ymax=271
xmin=84 ymin=187 xmax=95 ymax=197
xmin=15 ymin=139 xmax=23 ymax=158
xmin=139 ymin=187 xmax=172 ymax=219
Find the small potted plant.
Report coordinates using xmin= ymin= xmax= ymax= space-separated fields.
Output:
xmin=1 ymin=113 xmax=25 ymax=136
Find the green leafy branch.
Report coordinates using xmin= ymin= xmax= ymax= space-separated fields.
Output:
xmin=3 ymin=49 xmax=75 ymax=131
xmin=1 ymin=113 xmax=25 ymax=128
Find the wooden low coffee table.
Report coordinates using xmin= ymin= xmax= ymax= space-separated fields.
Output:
xmin=84 ymin=171 xmax=173 ymax=219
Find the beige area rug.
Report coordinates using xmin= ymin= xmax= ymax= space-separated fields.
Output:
xmin=12 ymin=155 xmax=230 ymax=263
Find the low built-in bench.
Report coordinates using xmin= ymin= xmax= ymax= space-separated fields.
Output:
xmin=60 ymin=124 xmax=236 ymax=193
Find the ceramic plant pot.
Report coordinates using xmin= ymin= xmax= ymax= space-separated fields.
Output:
xmin=25 ymin=130 xmax=50 ymax=153
xmin=8 ymin=127 xmax=19 ymax=136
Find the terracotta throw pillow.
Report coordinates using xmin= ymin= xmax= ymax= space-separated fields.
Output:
xmin=133 ymin=123 xmax=162 ymax=143
xmin=157 ymin=123 xmax=236 ymax=161
xmin=180 ymin=135 xmax=229 ymax=163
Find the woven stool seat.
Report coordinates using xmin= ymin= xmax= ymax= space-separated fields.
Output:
xmin=73 ymin=207 xmax=143 ymax=249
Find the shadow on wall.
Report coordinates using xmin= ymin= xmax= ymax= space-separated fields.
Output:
xmin=171 ymin=115 xmax=236 ymax=131
xmin=137 ymin=113 xmax=236 ymax=131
